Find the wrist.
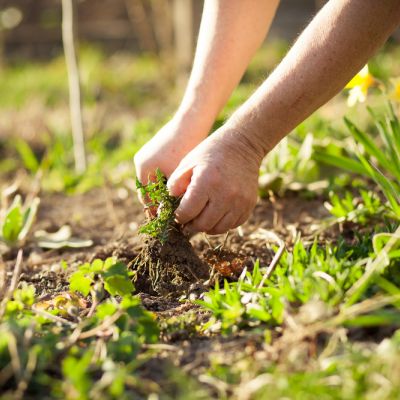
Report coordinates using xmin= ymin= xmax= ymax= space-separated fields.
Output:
xmin=222 ymin=115 xmax=268 ymax=165
xmin=174 ymin=98 xmax=218 ymax=137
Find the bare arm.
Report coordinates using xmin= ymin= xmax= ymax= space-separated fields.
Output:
xmin=176 ymin=0 xmax=280 ymax=137
xmin=168 ymin=0 xmax=400 ymax=234
xmin=230 ymin=0 xmax=400 ymax=158
xmin=134 ymin=0 xmax=279 ymax=185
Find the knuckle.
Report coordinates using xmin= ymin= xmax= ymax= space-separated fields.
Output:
xmin=133 ymin=151 xmax=144 ymax=165
xmin=203 ymin=167 xmax=222 ymax=188
xmin=186 ymin=186 xmax=205 ymax=203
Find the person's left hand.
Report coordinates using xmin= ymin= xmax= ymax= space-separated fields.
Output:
xmin=167 ymin=127 xmax=264 ymax=235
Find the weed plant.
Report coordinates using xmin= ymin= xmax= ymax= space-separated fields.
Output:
xmin=315 ymin=103 xmax=400 ymax=220
xmin=0 ymin=259 xmax=159 ymax=399
xmin=0 ymin=194 xmax=40 ymax=250
xmin=136 ymin=169 xmax=180 ymax=243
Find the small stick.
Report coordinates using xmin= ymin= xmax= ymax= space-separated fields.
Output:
xmin=0 ymin=250 xmax=23 ymax=319
xmin=221 ymin=231 xmax=230 ymax=249
xmin=87 ymin=297 xmax=98 ymax=318
xmin=261 ymin=241 xmax=285 ymax=284
xmin=256 ymin=230 xmax=285 ymax=290
xmin=8 ymin=250 xmax=23 ymax=296
xmin=182 ymin=264 xmax=201 ymax=281
xmin=14 ymin=348 xmax=37 ymax=400
xmin=7 ymin=333 xmax=21 ymax=380
xmin=0 ymin=255 xmax=6 ymax=299
xmin=0 ymin=364 xmax=13 ymax=387
xmin=31 ymin=308 xmax=77 ymax=328
xmin=62 ymin=0 xmax=86 ymax=173
xmin=78 ymin=310 xmax=123 ymax=340
xmin=15 ymin=321 xmax=38 ymax=397
xmin=142 ymin=343 xmax=178 ymax=351
xmin=202 ymin=233 xmax=213 ymax=249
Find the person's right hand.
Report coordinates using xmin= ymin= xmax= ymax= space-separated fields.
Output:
xmin=134 ymin=116 xmax=207 ymax=202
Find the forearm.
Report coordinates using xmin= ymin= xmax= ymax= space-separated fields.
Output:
xmin=175 ymin=0 xmax=279 ymax=137
xmin=229 ymin=0 xmax=400 ymax=159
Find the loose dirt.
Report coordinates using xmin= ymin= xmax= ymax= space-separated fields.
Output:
xmin=2 ymin=186 xmax=330 ymax=300
xmin=133 ymin=226 xmax=210 ymax=298
xmin=1 ymin=185 xmax=334 ymax=392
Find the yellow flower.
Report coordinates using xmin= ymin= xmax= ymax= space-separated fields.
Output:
xmin=389 ymin=77 xmax=400 ymax=102
xmin=345 ymin=65 xmax=375 ymax=107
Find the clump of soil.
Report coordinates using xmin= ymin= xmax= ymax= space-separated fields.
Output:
xmin=133 ymin=225 xmax=210 ymax=298
xmin=203 ymin=248 xmax=250 ymax=279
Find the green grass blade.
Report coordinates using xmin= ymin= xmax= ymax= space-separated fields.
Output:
xmin=14 ymin=139 xmax=40 ymax=173
xmin=313 ymin=152 xmax=367 ymax=176
xmin=374 ymin=118 xmax=400 ymax=181
xmin=357 ymin=154 xmax=400 ymax=217
xmin=344 ymin=117 xmax=395 ymax=176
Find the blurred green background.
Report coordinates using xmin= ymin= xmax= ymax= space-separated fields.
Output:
xmin=0 ymin=0 xmax=399 ymax=194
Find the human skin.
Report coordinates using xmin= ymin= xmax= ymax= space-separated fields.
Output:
xmin=136 ymin=0 xmax=400 ymax=234
xmin=134 ymin=0 xmax=280 ymax=183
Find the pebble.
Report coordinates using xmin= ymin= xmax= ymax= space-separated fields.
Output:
xmin=50 ymin=263 xmax=62 ymax=273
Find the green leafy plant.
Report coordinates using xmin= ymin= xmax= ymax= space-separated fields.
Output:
xmin=70 ymin=257 xmax=134 ymax=297
xmin=314 ymin=104 xmax=400 ymax=218
xmin=0 ymin=258 xmax=160 ymax=399
xmin=136 ymin=169 xmax=180 ymax=243
xmin=198 ymin=261 xmax=284 ymax=334
xmin=198 ymin=236 xmax=396 ymax=334
xmin=204 ymin=331 xmax=400 ymax=400
xmin=0 ymin=194 xmax=40 ymax=248
xmin=324 ymin=189 xmax=384 ymax=224
xmin=259 ymin=133 xmax=322 ymax=195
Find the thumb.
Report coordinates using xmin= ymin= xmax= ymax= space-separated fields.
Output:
xmin=167 ymin=167 xmax=193 ymax=197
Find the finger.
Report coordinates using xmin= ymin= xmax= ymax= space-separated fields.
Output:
xmin=174 ymin=181 xmax=209 ymax=225
xmin=134 ymin=157 xmax=156 ymax=185
xmin=167 ymin=167 xmax=193 ymax=197
xmin=234 ymin=211 xmax=249 ymax=229
xmin=184 ymin=200 xmax=226 ymax=233
xmin=207 ymin=212 xmax=239 ymax=235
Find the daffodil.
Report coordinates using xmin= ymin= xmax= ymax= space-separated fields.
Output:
xmin=345 ymin=65 xmax=375 ymax=107
xmin=389 ymin=77 xmax=400 ymax=102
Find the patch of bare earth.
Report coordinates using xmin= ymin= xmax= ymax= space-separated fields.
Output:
xmin=1 ymin=186 xmax=334 ymax=392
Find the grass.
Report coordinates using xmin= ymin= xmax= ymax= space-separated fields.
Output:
xmin=1 ymin=41 xmax=400 ymax=398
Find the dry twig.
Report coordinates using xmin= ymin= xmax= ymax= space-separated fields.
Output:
xmin=0 ymin=250 xmax=23 ymax=319
xmin=62 ymin=0 xmax=86 ymax=173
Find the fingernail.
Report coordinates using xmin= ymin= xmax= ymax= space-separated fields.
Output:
xmin=166 ymin=179 xmax=174 ymax=191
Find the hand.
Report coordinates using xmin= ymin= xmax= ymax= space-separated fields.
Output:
xmin=167 ymin=126 xmax=264 ymax=235
xmin=134 ymin=116 xmax=208 ymax=211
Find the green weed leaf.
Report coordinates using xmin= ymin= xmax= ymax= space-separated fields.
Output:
xmin=2 ymin=204 xmax=23 ymax=243
xmin=69 ymin=270 xmax=93 ymax=296
xmin=103 ymin=262 xmax=134 ymax=296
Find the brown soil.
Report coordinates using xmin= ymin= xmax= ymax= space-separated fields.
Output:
xmin=132 ymin=226 xmax=210 ymax=298
xmin=2 ymin=187 xmax=330 ymax=300
xmin=1 ymin=185 xmax=334 ymax=393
